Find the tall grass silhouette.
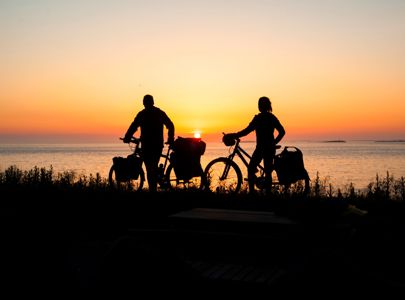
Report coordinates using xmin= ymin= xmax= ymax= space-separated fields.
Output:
xmin=1 ymin=165 xmax=404 ymax=218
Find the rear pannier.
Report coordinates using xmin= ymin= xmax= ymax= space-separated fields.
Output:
xmin=171 ymin=137 xmax=206 ymax=179
xmin=274 ymin=146 xmax=309 ymax=185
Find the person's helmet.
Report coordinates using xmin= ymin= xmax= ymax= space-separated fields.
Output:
xmin=258 ymin=96 xmax=272 ymax=112
xmin=222 ymin=134 xmax=236 ymax=146
xmin=143 ymin=94 xmax=154 ymax=108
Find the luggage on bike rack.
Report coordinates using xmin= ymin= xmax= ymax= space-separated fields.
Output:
xmin=274 ymin=146 xmax=309 ymax=185
xmin=112 ymin=153 xmax=143 ymax=181
xmin=171 ymin=137 xmax=206 ymax=180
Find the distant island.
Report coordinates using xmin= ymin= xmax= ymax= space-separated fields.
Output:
xmin=374 ymin=140 xmax=405 ymax=143
xmin=322 ymin=140 xmax=346 ymax=143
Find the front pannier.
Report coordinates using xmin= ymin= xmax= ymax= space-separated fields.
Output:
xmin=112 ymin=154 xmax=142 ymax=181
xmin=274 ymin=147 xmax=309 ymax=185
xmin=171 ymin=137 xmax=206 ymax=179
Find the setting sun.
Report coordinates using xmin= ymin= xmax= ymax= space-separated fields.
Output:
xmin=193 ymin=131 xmax=201 ymax=139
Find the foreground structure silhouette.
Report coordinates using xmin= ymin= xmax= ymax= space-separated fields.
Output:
xmin=1 ymin=181 xmax=405 ymax=297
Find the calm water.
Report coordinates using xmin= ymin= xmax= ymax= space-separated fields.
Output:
xmin=0 ymin=141 xmax=404 ymax=190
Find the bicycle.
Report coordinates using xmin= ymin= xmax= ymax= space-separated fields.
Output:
xmin=108 ymin=137 xmax=204 ymax=191
xmin=203 ymin=134 xmax=310 ymax=194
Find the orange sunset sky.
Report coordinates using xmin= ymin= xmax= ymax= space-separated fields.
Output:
xmin=1 ymin=0 xmax=404 ymax=143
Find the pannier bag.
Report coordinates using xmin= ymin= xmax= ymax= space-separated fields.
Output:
xmin=171 ymin=137 xmax=206 ymax=179
xmin=274 ymin=147 xmax=309 ymax=185
xmin=112 ymin=154 xmax=142 ymax=181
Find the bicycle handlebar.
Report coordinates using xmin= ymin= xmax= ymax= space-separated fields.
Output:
xmin=120 ymin=137 xmax=173 ymax=149
xmin=222 ymin=132 xmax=281 ymax=149
xmin=120 ymin=137 xmax=140 ymax=144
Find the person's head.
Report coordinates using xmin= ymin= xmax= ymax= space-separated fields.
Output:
xmin=258 ymin=96 xmax=272 ymax=113
xmin=143 ymin=94 xmax=154 ymax=108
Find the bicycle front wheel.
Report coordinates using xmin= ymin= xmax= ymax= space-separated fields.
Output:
xmin=163 ymin=163 xmax=203 ymax=190
xmin=203 ymin=157 xmax=242 ymax=193
xmin=108 ymin=165 xmax=145 ymax=191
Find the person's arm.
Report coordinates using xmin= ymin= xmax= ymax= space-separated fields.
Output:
xmin=274 ymin=119 xmax=285 ymax=145
xmin=163 ymin=112 xmax=175 ymax=144
xmin=123 ymin=114 xmax=141 ymax=143
xmin=235 ymin=116 xmax=256 ymax=138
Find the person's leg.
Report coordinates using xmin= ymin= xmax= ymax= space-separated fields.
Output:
xmin=248 ymin=148 xmax=263 ymax=194
xmin=263 ymin=147 xmax=276 ymax=193
xmin=143 ymin=148 xmax=162 ymax=192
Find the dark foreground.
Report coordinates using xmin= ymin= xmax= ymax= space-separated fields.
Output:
xmin=2 ymin=188 xmax=405 ymax=297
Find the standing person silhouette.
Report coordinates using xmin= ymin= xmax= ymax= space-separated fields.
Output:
xmin=123 ymin=94 xmax=174 ymax=192
xmin=226 ymin=96 xmax=285 ymax=194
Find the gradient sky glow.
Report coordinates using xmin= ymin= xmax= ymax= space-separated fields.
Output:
xmin=1 ymin=0 xmax=404 ymax=142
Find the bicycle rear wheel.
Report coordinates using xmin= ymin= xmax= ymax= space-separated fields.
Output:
xmin=163 ymin=163 xmax=203 ymax=190
xmin=277 ymin=174 xmax=310 ymax=196
xmin=203 ymin=157 xmax=242 ymax=193
xmin=284 ymin=177 xmax=310 ymax=195
xmin=108 ymin=165 xmax=145 ymax=191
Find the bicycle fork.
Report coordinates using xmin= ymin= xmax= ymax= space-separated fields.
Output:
xmin=221 ymin=151 xmax=240 ymax=180
xmin=220 ymin=162 xmax=232 ymax=180
xmin=157 ymin=146 xmax=172 ymax=186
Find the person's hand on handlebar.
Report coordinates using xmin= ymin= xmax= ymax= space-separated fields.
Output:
xmin=123 ymin=136 xmax=131 ymax=143
xmin=165 ymin=136 xmax=175 ymax=146
xmin=225 ymin=133 xmax=238 ymax=140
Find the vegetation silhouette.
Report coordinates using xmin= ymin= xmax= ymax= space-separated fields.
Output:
xmin=1 ymin=165 xmax=405 ymax=295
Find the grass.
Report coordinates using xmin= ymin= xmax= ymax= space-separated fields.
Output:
xmin=1 ymin=165 xmax=404 ymax=220
xmin=2 ymin=164 xmax=404 ymax=200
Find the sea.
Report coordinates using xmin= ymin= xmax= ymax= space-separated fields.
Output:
xmin=0 ymin=140 xmax=404 ymax=191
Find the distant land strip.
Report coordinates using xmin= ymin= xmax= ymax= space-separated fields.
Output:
xmin=374 ymin=140 xmax=405 ymax=143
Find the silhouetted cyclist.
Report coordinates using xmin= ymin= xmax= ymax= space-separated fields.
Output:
xmin=123 ymin=94 xmax=174 ymax=192
xmin=226 ymin=96 xmax=285 ymax=194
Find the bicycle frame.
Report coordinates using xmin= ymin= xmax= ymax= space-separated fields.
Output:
xmin=223 ymin=138 xmax=270 ymax=179
xmin=127 ymin=137 xmax=172 ymax=172
xmin=159 ymin=142 xmax=204 ymax=189
xmin=132 ymin=140 xmax=181 ymax=189
xmin=221 ymin=138 xmax=285 ymax=189
xmin=108 ymin=137 xmax=145 ymax=190
xmin=124 ymin=137 xmax=142 ymax=156
xmin=112 ymin=137 xmax=205 ymax=191
xmin=159 ymin=145 xmax=172 ymax=173
xmin=204 ymin=135 xmax=309 ymax=194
